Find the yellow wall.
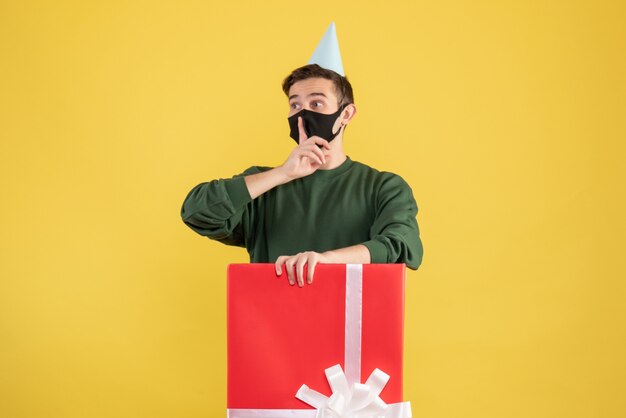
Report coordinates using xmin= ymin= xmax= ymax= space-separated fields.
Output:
xmin=1 ymin=1 xmax=625 ymax=417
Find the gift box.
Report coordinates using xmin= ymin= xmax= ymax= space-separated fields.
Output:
xmin=227 ymin=263 xmax=411 ymax=417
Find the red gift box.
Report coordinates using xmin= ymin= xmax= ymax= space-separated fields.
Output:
xmin=227 ymin=263 xmax=410 ymax=417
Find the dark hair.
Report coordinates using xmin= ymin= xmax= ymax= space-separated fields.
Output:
xmin=281 ymin=64 xmax=354 ymax=106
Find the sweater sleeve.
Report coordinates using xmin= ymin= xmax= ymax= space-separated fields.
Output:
xmin=180 ymin=166 xmax=261 ymax=247
xmin=360 ymin=173 xmax=424 ymax=270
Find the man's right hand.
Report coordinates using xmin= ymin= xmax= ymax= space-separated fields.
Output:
xmin=278 ymin=116 xmax=331 ymax=180
xmin=244 ymin=117 xmax=332 ymax=199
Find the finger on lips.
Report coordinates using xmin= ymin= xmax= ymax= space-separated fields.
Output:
xmin=298 ymin=117 xmax=307 ymax=141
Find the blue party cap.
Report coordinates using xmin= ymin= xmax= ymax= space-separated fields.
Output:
xmin=307 ymin=22 xmax=345 ymax=76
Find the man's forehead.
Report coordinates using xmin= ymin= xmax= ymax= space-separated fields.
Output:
xmin=288 ymin=78 xmax=337 ymax=99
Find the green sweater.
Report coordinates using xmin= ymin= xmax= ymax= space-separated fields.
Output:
xmin=180 ymin=157 xmax=423 ymax=270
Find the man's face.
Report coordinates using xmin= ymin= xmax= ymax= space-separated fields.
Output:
xmin=287 ymin=77 xmax=341 ymax=117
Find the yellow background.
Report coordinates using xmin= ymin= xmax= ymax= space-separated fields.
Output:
xmin=1 ymin=1 xmax=625 ymax=417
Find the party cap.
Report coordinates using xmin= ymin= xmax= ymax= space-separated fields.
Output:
xmin=307 ymin=22 xmax=345 ymax=76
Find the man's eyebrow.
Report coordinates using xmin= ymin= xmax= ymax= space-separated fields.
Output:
xmin=288 ymin=92 xmax=328 ymax=101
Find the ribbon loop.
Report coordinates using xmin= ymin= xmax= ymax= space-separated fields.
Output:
xmin=363 ymin=369 xmax=389 ymax=399
xmin=326 ymin=364 xmax=351 ymax=401
xmin=296 ymin=384 xmax=329 ymax=410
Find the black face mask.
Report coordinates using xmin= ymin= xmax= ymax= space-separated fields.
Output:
xmin=288 ymin=103 xmax=348 ymax=144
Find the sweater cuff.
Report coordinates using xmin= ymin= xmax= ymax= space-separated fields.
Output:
xmin=223 ymin=175 xmax=252 ymax=209
xmin=361 ymin=239 xmax=388 ymax=264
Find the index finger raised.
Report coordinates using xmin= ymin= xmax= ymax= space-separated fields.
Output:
xmin=298 ymin=116 xmax=308 ymax=143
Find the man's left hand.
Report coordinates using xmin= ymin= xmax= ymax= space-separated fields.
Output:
xmin=275 ymin=251 xmax=329 ymax=287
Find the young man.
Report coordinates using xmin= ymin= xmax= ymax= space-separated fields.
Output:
xmin=181 ymin=25 xmax=423 ymax=287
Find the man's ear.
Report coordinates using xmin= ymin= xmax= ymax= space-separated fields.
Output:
xmin=333 ymin=103 xmax=356 ymax=135
xmin=342 ymin=103 xmax=357 ymax=125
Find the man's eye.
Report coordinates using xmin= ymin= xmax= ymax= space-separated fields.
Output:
xmin=312 ymin=101 xmax=322 ymax=108
xmin=291 ymin=103 xmax=300 ymax=109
